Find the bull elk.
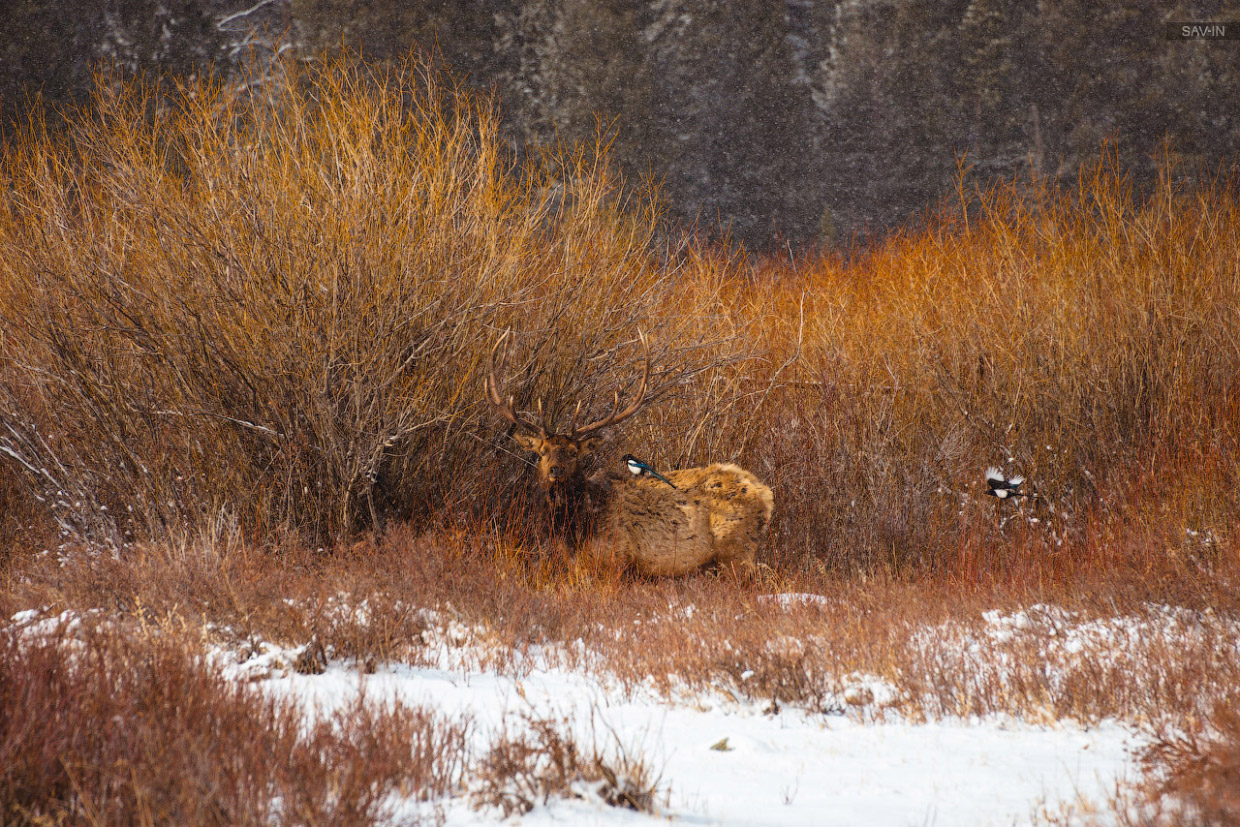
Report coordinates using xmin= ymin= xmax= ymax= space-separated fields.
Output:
xmin=485 ymin=331 xmax=773 ymax=576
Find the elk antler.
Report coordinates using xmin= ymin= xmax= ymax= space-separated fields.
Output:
xmin=485 ymin=330 xmax=546 ymax=436
xmin=571 ymin=331 xmax=652 ymax=439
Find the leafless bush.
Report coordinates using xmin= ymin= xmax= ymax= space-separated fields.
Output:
xmin=0 ymin=624 xmax=467 ymax=825
xmin=0 ymin=58 xmax=741 ymax=548
xmin=0 ymin=58 xmax=1235 ymax=587
xmin=1131 ymin=704 xmax=1240 ymax=826
xmin=473 ymin=711 xmax=661 ymax=817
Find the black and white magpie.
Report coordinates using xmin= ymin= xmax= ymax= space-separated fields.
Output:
xmin=985 ymin=467 xmax=1028 ymax=499
xmin=621 ymin=453 xmax=677 ymax=488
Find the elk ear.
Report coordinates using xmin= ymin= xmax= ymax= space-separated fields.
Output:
xmin=578 ymin=437 xmax=603 ymax=457
xmin=512 ymin=433 xmax=543 ymax=453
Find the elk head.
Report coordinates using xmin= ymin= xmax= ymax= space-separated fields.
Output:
xmin=485 ymin=330 xmax=651 ymax=505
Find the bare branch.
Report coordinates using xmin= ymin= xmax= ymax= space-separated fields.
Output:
xmin=217 ymin=0 xmax=278 ymax=29
xmin=572 ymin=330 xmax=652 ymax=438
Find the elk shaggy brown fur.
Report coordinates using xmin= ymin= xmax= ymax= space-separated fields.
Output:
xmin=485 ymin=331 xmax=773 ymax=576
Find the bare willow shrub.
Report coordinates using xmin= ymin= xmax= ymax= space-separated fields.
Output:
xmin=744 ymin=155 xmax=1240 ymax=572
xmin=0 ymin=629 xmax=467 ymax=825
xmin=0 ymin=59 xmax=733 ymax=547
xmin=1143 ymin=708 xmax=1240 ymax=826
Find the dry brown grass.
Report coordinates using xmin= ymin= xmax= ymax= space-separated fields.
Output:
xmin=0 ymin=617 xmax=468 ymax=826
xmin=1121 ymin=705 xmax=1240 ymax=826
xmin=474 ymin=711 xmax=662 ymax=817
xmin=1 ymin=549 xmax=690 ymax=825
xmin=1 ymin=526 xmax=1237 ymax=821
xmin=4 ymin=529 xmax=1236 ymax=730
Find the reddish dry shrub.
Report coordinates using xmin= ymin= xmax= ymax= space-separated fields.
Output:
xmin=737 ymin=152 xmax=1240 ymax=578
xmin=474 ymin=712 xmax=660 ymax=817
xmin=0 ymin=57 xmax=735 ymax=548
xmin=1135 ymin=705 xmax=1240 ymax=826
xmin=0 ymin=625 xmax=466 ymax=826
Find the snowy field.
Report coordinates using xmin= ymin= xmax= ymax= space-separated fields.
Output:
xmin=254 ymin=658 xmax=1138 ymax=826
xmin=10 ymin=601 xmax=1172 ymax=826
xmin=213 ymin=602 xmax=1148 ymax=826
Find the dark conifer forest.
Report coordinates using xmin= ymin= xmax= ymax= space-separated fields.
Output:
xmin=4 ymin=0 xmax=1236 ymax=248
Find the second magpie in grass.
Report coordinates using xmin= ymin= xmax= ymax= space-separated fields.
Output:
xmin=622 ymin=453 xmax=677 ymax=488
xmin=985 ymin=467 xmax=1029 ymax=499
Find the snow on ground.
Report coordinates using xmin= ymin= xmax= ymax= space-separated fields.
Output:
xmin=913 ymin=603 xmax=1240 ymax=720
xmin=260 ymin=657 xmax=1137 ymax=826
xmin=206 ymin=604 xmax=1143 ymax=827
xmin=9 ymin=602 xmax=1157 ymax=826
xmin=969 ymin=603 xmax=1240 ymax=655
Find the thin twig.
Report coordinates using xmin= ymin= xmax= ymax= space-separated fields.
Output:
xmin=733 ymin=291 xmax=806 ymax=460
xmin=217 ymin=0 xmax=279 ymax=28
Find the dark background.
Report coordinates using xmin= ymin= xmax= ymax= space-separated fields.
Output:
xmin=4 ymin=0 xmax=1236 ymax=249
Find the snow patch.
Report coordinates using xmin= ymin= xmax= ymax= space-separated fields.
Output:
xmin=758 ymin=593 xmax=830 ymax=608
xmin=202 ymin=603 xmax=1141 ymax=826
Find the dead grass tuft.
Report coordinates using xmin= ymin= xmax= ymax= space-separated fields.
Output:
xmin=0 ymin=621 xmax=467 ymax=825
xmin=1131 ymin=704 xmax=1240 ymax=826
xmin=473 ymin=712 xmax=661 ymax=817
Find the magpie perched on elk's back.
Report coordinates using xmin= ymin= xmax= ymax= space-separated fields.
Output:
xmin=621 ymin=454 xmax=677 ymax=488
xmin=485 ymin=329 xmax=773 ymax=576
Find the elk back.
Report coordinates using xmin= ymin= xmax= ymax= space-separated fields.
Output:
xmin=666 ymin=463 xmax=774 ymax=570
xmin=586 ymin=475 xmax=715 ymax=577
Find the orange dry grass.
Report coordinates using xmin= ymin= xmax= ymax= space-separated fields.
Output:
xmin=705 ymin=151 xmax=1240 ymax=580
